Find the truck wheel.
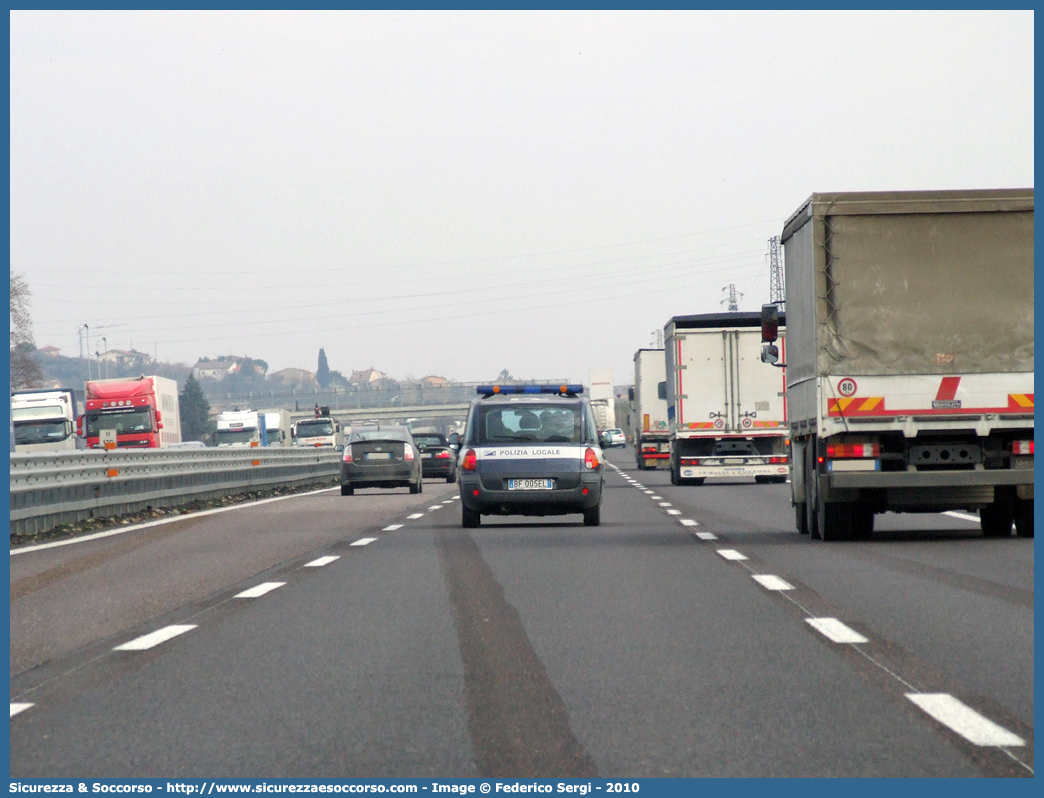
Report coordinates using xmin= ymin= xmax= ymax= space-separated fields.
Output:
xmin=462 ymin=507 xmax=481 ymax=528
xmin=670 ymin=464 xmax=679 ymax=485
xmin=851 ymin=506 xmax=874 ymax=540
xmin=683 ymin=477 xmax=705 ymax=486
xmin=1013 ymin=497 xmax=1034 ymax=538
xmin=981 ymin=494 xmax=1014 ymax=537
xmin=583 ymin=504 xmax=601 ymax=527
xmin=795 ymin=503 xmax=809 ymax=535
xmin=805 ymin=445 xmax=821 ymax=540
xmin=818 ymin=501 xmax=854 ymax=541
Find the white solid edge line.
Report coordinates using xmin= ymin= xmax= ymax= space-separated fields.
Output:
xmin=304 ymin=555 xmax=340 ymax=567
xmin=382 ymin=524 xmax=404 ymax=531
xmin=235 ymin=582 xmax=286 ymax=598
xmin=114 ymin=624 xmax=197 ymax=651
xmin=407 ymin=513 xmax=425 ymax=519
xmin=679 ymin=519 xmax=698 ymax=527
xmin=752 ymin=574 xmax=794 ymax=591
xmin=12 ymin=486 xmax=339 ymax=556
xmin=696 ymin=532 xmax=718 ymax=540
xmin=716 ymin=549 xmax=748 ymax=561
xmin=805 ymin=617 xmax=868 ymax=644
xmin=10 ymin=703 xmax=34 ymax=718
xmin=906 ymin=693 xmax=1025 ymax=747
xmin=350 ymin=537 xmax=378 ymax=547
xmin=943 ymin=511 xmax=981 ymax=523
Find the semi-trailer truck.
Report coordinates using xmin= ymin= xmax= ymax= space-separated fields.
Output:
xmin=763 ymin=188 xmax=1033 ymax=540
xmin=260 ymin=408 xmax=292 ymax=447
xmin=214 ymin=409 xmax=267 ymax=447
xmin=81 ymin=376 xmax=181 ymax=449
xmin=588 ymin=367 xmax=616 ymax=434
xmin=11 ymin=388 xmax=82 ymax=452
xmin=630 ymin=348 xmax=670 ymax=469
xmin=665 ymin=312 xmax=789 ymax=486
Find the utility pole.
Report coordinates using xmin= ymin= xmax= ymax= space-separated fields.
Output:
xmin=768 ymin=235 xmax=784 ymax=307
xmin=721 ymin=283 xmax=743 ymax=312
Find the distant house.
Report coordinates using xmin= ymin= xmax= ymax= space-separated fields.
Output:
xmin=37 ymin=345 xmax=61 ymax=358
xmin=349 ymin=368 xmax=389 ymax=386
xmin=420 ymin=375 xmax=449 ymax=387
xmin=193 ymin=357 xmax=266 ymax=381
xmin=268 ymin=368 xmax=318 ymax=390
xmin=98 ymin=348 xmax=151 ymax=370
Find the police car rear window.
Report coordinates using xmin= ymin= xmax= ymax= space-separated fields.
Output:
xmin=476 ymin=405 xmax=583 ymax=444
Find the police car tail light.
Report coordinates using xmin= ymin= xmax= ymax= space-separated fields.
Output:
xmin=1012 ymin=440 xmax=1034 ymax=456
xmin=462 ymin=449 xmax=477 ymax=470
xmin=403 ymin=445 xmax=415 ymax=461
xmin=584 ymin=448 xmax=599 ymax=469
xmin=827 ymin=443 xmax=880 ymax=458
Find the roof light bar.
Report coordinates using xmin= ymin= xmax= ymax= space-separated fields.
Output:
xmin=476 ymin=384 xmax=583 ymax=396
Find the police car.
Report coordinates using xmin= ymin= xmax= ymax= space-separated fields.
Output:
xmin=457 ymin=384 xmax=605 ymax=528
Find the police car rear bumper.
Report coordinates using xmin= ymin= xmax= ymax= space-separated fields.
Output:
xmin=459 ymin=475 xmax=602 ymax=516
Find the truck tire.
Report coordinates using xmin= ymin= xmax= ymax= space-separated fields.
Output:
xmin=805 ymin=444 xmax=821 ymax=540
xmin=670 ymin=463 xmax=679 ymax=485
xmin=1014 ymin=497 xmax=1034 ymax=538
xmin=795 ymin=503 xmax=809 ymax=535
xmin=583 ymin=504 xmax=601 ymax=527
xmin=817 ymin=501 xmax=855 ymax=541
xmin=462 ymin=507 xmax=480 ymax=528
xmin=851 ymin=506 xmax=874 ymax=540
xmin=755 ymin=476 xmax=787 ymax=485
xmin=981 ymin=492 xmax=1014 ymax=537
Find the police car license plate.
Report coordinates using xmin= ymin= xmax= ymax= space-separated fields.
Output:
xmin=366 ymin=452 xmax=392 ymax=460
xmin=508 ymin=478 xmax=554 ymax=490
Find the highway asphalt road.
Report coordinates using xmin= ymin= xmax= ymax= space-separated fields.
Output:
xmin=9 ymin=447 xmax=1033 ymax=777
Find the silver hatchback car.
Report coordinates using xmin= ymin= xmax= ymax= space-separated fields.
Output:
xmin=341 ymin=424 xmax=423 ymax=496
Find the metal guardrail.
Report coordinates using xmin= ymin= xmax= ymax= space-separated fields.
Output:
xmin=10 ymin=447 xmax=343 ymax=537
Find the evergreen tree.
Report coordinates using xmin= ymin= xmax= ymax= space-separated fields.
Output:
xmin=179 ymin=374 xmax=212 ymax=442
xmin=316 ymin=348 xmax=331 ymax=388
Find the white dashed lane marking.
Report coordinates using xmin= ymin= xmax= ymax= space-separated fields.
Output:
xmin=382 ymin=524 xmax=403 ymax=531
xmin=679 ymin=519 xmax=698 ymax=527
xmin=350 ymin=537 xmax=378 ymax=547
xmin=10 ymin=703 xmax=33 ymax=718
xmin=666 ymin=509 xmax=681 ymax=516
xmin=304 ymin=556 xmax=339 ymax=567
xmin=428 ymin=506 xmax=443 ymax=511
xmin=114 ymin=625 xmax=197 ymax=651
xmin=716 ymin=549 xmax=747 ymax=561
xmin=659 ymin=502 xmax=672 ymax=507
xmin=235 ymin=582 xmax=285 ymax=599
xmin=805 ymin=618 xmax=869 ymax=644
xmin=905 ymin=693 xmax=1025 ymax=747
xmin=407 ymin=513 xmax=425 ymax=519
xmin=696 ymin=532 xmax=718 ymax=541
xmin=752 ymin=574 xmax=794 ymax=591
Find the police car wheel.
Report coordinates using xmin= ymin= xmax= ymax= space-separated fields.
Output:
xmin=462 ymin=507 xmax=481 ymax=528
xmin=583 ymin=505 xmax=601 ymax=527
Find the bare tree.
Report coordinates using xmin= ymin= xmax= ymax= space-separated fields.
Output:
xmin=10 ymin=273 xmax=43 ymax=390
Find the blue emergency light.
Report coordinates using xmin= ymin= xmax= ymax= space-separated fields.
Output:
xmin=476 ymin=384 xmax=584 ymax=396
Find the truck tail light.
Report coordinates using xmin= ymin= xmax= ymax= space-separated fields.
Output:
xmin=1012 ymin=440 xmax=1034 ymax=455
xmin=642 ymin=445 xmax=657 ymax=452
xmin=768 ymin=456 xmax=788 ymax=464
xmin=462 ymin=449 xmax=477 ymax=470
xmin=585 ymin=448 xmax=600 ymax=469
xmin=827 ymin=443 xmax=880 ymax=458
xmin=403 ymin=445 xmax=414 ymax=461
xmin=680 ymin=458 xmax=698 ymax=466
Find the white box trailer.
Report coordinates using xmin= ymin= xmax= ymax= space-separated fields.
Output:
xmin=664 ymin=312 xmax=789 ymax=485
xmin=768 ymin=188 xmax=1033 ymax=541
xmin=630 ymin=348 xmax=670 ymax=469
xmin=587 ymin=367 xmax=615 ymax=432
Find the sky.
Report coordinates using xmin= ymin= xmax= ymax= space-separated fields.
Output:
xmin=9 ymin=10 xmax=1034 ymax=387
